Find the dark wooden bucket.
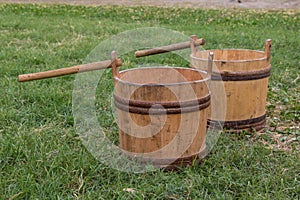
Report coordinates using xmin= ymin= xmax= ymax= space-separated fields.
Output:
xmin=190 ymin=40 xmax=272 ymax=132
xmin=111 ymin=55 xmax=212 ymax=169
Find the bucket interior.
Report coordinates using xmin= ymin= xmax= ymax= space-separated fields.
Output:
xmin=117 ymin=67 xmax=207 ymax=85
xmin=194 ymin=49 xmax=266 ymax=62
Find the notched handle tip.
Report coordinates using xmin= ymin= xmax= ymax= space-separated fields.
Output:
xmin=196 ymin=38 xmax=206 ymax=46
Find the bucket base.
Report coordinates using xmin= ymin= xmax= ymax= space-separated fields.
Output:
xmin=120 ymin=144 xmax=207 ymax=171
xmin=208 ymin=114 xmax=266 ymax=133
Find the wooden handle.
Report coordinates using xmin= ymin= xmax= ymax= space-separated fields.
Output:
xmin=111 ymin=51 xmax=120 ymax=79
xmin=134 ymin=36 xmax=205 ymax=58
xmin=18 ymin=59 xmax=122 ymax=82
xmin=208 ymin=52 xmax=214 ymax=79
xmin=190 ymin=35 xmax=199 ymax=56
xmin=264 ymin=39 xmax=272 ymax=62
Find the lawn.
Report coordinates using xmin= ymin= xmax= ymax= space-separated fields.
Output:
xmin=0 ymin=4 xmax=299 ymax=199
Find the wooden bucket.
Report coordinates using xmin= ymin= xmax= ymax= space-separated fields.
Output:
xmin=111 ymin=53 xmax=212 ymax=169
xmin=190 ymin=40 xmax=272 ymax=132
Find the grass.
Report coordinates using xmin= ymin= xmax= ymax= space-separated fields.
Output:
xmin=0 ymin=3 xmax=299 ymax=199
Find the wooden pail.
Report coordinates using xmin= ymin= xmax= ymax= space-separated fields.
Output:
xmin=190 ymin=40 xmax=272 ymax=132
xmin=111 ymin=54 xmax=212 ymax=169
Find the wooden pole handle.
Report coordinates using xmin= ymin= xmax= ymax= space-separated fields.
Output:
xmin=18 ymin=59 xmax=122 ymax=82
xmin=134 ymin=36 xmax=205 ymax=58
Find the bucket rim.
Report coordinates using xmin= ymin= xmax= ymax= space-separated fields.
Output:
xmin=191 ymin=49 xmax=267 ymax=63
xmin=114 ymin=66 xmax=210 ymax=87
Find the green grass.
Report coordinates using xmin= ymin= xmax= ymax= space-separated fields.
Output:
xmin=0 ymin=3 xmax=299 ymax=199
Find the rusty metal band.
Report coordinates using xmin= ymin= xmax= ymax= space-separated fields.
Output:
xmin=208 ymin=114 xmax=266 ymax=130
xmin=212 ymin=66 xmax=271 ymax=81
xmin=113 ymin=93 xmax=211 ymax=108
xmin=114 ymin=93 xmax=211 ymax=114
xmin=114 ymin=100 xmax=210 ymax=115
xmin=120 ymin=145 xmax=206 ymax=170
xmin=224 ymin=120 xmax=266 ymax=133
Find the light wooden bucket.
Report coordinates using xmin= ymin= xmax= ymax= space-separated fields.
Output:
xmin=111 ymin=53 xmax=212 ymax=169
xmin=190 ymin=40 xmax=272 ymax=132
